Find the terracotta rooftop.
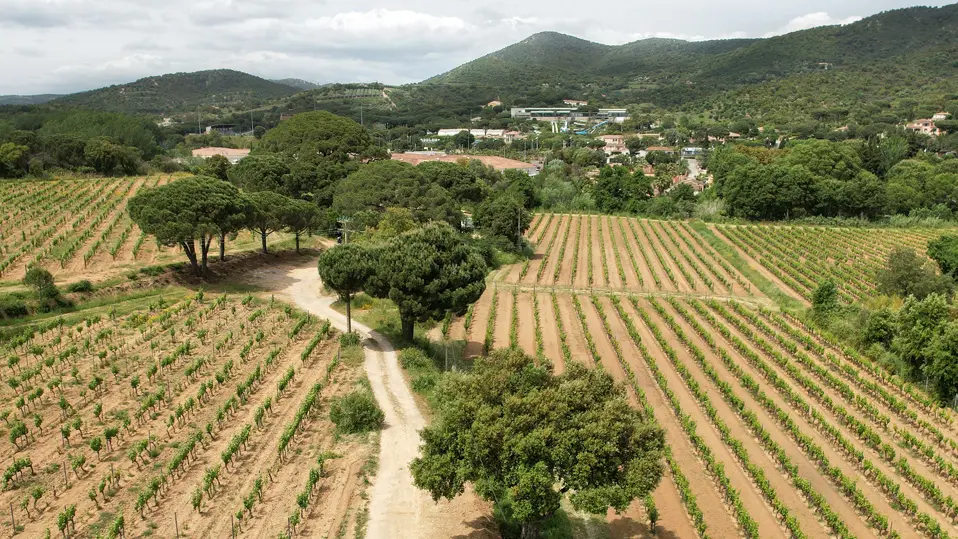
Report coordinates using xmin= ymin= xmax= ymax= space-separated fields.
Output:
xmin=390 ymin=153 xmax=535 ymax=171
xmin=191 ymin=147 xmax=251 ymax=158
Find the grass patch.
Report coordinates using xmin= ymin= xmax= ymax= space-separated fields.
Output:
xmin=689 ymin=220 xmax=804 ymax=311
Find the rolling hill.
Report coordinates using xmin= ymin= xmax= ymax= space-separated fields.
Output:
xmin=419 ymin=4 xmax=958 ymax=121
xmin=52 ymin=69 xmax=301 ymax=115
xmin=0 ymin=94 xmax=62 ymax=106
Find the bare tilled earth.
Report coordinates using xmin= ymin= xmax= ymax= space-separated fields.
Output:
xmin=0 ymin=287 xmax=375 ymax=538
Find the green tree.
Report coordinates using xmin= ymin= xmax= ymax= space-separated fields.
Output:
xmin=474 ymin=195 xmax=531 ymax=247
xmin=255 ymin=111 xmax=387 ymax=205
xmin=128 ymin=176 xmax=251 ymax=273
xmin=246 ymin=191 xmax=295 ymax=254
xmin=23 ymin=267 xmax=63 ymax=309
xmin=329 ymin=390 xmax=384 ymax=434
xmin=812 ymin=279 xmax=839 ymax=319
xmin=877 ymin=247 xmax=953 ymax=299
xmin=410 ymin=349 xmax=665 ymax=538
xmin=277 ymin=199 xmax=321 ymax=253
xmin=333 ymin=160 xmax=462 ymax=227
xmin=201 ymin=154 xmax=231 ymax=181
xmin=452 ymin=130 xmax=475 ymax=149
xmin=317 ymin=244 xmax=374 ymax=333
xmin=893 ymin=293 xmax=951 ymax=375
xmin=927 ymin=322 xmax=958 ymax=404
xmin=226 ymin=154 xmax=292 ymax=195
xmin=367 ymin=222 xmax=487 ymax=341
xmin=83 ymin=137 xmax=140 ymax=176
xmin=0 ymin=142 xmax=29 ymax=178
xmin=928 ymin=235 xmax=958 ymax=279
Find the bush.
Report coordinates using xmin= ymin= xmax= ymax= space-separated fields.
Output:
xmin=66 ymin=280 xmax=94 ymax=293
xmin=329 ymin=390 xmax=384 ymax=434
xmin=411 ymin=373 xmax=438 ymax=393
xmin=0 ymin=296 xmax=28 ymax=319
xmin=399 ymin=348 xmax=431 ymax=370
xmin=340 ymin=332 xmax=361 ymax=347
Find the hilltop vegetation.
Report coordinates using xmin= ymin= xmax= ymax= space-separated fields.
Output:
xmin=52 ymin=69 xmax=300 ymax=115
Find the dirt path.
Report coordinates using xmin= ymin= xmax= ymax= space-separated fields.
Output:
xmin=517 ymin=293 xmax=537 ymax=357
xmin=493 ymin=289 xmax=513 ymax=350
xmin=280 ymin=266 xmax=493 ymax=539
xmin=465 ymin=289 xmax=494 ymax=358
xmin=536 ymin=293 xmax=565 ymax=374
xmin=555 ymin=295 xmax=594 ymax=368
xmin=601 ymin=216 xmax=624 ymax=290
xmin=555 ymin=216 xmax=579 ymax=287
xmin=609 ymin=217 xmax=640 ymax=289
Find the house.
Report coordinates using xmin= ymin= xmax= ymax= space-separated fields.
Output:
xmin=642 ymin=165 xmax=655 ymax=176
xmin=673 ymin=174 xmax=707 ymax=193
xmin=681 ymin=147 xmax=704 ymax=158
xmin=563 ymin=99 xmax=589 ymax=106
xmin=646 ymin=146 xmax=675 ymax=154
xmin=933 ymin=112 xmax=950 ymax=121
xmin=191 ymin=147 xmax=250 ymax=164
xmin=487 ymin=100 xmax=502 ymax=108
xmin=906 ymin=119 xmax=942 ymax=137
xmin=205 ymin=124 xmax=238 ymax=135
xmin=597 ymin=134 xmax=627 ymax=155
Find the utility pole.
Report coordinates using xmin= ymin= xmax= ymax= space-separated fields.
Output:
xmin=197 ymin=108 xmax=201 ymax=135
xmin=250 ymin=110 xmax=255 ymax=136
xmin=339 ymin=216 xmax=352 ymax=245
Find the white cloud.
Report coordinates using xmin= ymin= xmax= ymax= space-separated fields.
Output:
xmin=764 ymin=12 xmax=863 ymax=37
xmin=0 ymin=0 xmax=947 ymax=95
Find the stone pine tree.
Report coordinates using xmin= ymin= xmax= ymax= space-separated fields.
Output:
xmin=246 ymin=191 xmax=295 ymax=254
xmin=317 ymin=244 xmax=374 ymax=334
xmin=411 ymin=349 xmax=665 ymax=539
xmin=128 ymin=176 xmax=250 ymax=274
xmin=366 ymin=222 xmax=487 ymax=341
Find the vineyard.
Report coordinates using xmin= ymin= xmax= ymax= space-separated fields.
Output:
xmin=444 ymin=213 xmax=958 ymax=538
xmin=712 ymin=224 xmax=948 ymax=304
xmin=0 ymin=176 xmax=302 ymax=285
xmin=0 ymin=290 xmax=371 ymax=538
xmin=506 ymin=214 xmax=763 ymax=301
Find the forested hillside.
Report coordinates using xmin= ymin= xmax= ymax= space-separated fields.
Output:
xmin=52 ymin=69 xmax=300 ymax=114
xmin=420 ymin=4 xmax=958 ymax=123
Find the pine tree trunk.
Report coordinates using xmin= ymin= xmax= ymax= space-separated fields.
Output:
xmin=295 ymin=232 xmax=301 ymax=254
xmin=401 ymin=316 xmax=414 ymax=342
xmin=219 ymin=232 xmax=226 ymax=261
xmin=261 ymin=230 xmax=268 ymax=254
xmin=181 ymin=240 xmax=199 ymax=274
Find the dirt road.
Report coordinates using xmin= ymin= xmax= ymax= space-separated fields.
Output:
xmin=279 ymin=265 xmax=494 ymax=539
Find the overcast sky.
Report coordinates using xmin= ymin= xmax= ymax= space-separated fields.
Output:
xmin=0 ymin=0 xmax=952 ymax=95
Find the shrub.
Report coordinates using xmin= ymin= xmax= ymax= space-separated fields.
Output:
xmin=340 ymin=332 xmax=361 ymax=347
xmin=329 ymin=390 xmax=384 ymax=434
xmin=399 ymin=348 xmax=431 ymax=370
xmin=0 ymin=296 xmax=28 ymax=319
xmin=66 ymin=280 xmax=94 ymax=293
xmin=411 ymin=373 xmax=438 ymax=393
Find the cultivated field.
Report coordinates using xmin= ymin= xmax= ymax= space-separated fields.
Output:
xmin=452 ymin=214 xmax=958 ymax=539
xmin=0 ymin=177 xmax=301 ymax=285
xmin=713 ymin=223 xmax=947 ymax=304
xmin=510 ymin=214 xmax=763 ymax=301
xmin=0 ymin=291 xmax=372 ymax=538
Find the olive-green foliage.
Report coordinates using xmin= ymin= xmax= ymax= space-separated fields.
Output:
xmin=410 ymin=348 xmax=665 ymax=538
xmin=127 ymin=176 xmax=251 ymax=273
xmin=812 ymin=279 xmax=839 ymax=320
xmin=366 ymin=222 xmax=487 ymax=341
xmin=329 ymin=390 xmax=384 ymax=434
